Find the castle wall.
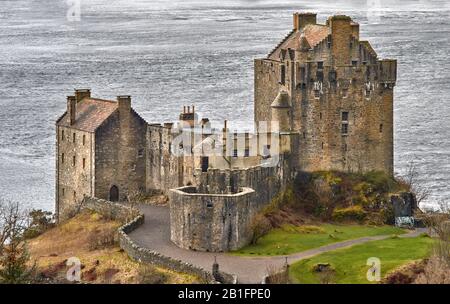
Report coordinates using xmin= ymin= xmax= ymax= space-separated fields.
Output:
xmin=169 ymin=186 xmax=256 ymax=252
xmin=56 ymin=126 xmax=94 ymax=220
xmin=94 ymin=110 xmax=147 ymax=201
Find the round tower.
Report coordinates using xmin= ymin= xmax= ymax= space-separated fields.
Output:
xmin=271 ymin=89 xmax=292 ymax=132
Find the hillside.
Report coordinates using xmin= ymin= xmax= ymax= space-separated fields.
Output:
xmin=27 ymin=209 xmax=201 ymax=284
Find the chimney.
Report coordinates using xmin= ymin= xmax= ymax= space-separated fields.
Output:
xmin=329 ymin=15 xmax=352 ymax=66
xmin=293 ymin=12 xmax=317 ymax=31
xmin=351 ymin=22 xmax=360 ymax=40
xmin=74 ymin=89 xmax=91 ymax=103
xmin=67 ymin=96 xmax=76 ymax=125
xmin=117 ymin=95 xmax=131 ymax=115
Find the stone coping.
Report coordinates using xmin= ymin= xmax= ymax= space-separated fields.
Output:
xmin=170 ymin=186 xmax=255 ymax=198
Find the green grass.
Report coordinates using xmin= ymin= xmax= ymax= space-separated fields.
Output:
xmin=232 ymin=224 xmax=406 ymax=256
xmin=289 ymin=236 xmax=435 ymax=284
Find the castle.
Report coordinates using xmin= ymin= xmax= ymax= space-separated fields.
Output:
xmin=55 ymin=13 xmax=397 ymax=252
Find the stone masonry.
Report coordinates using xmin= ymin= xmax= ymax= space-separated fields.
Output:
xmin=56 ymin=12 xmax=397 ymax=251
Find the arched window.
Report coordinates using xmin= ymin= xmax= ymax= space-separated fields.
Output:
xmin=109 ymin=185 xmax=119 ymax=202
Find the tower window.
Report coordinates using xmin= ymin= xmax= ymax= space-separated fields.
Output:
xmin=82 ymin=134 xmax=86 ymax=145
xmin=61 ymin=130 xmax=65 ymax=141
xmin=341 ymin=123 xmax=349 ymax=135
xmin=342 ymin=111 xmax=349 ymax=122
xmin=233 ymin=149 xmax=238 ymax=158
xmin=72 ymin=155 xmax=76 ymax=167
xmin=62 ymin=188 xmax=65 ymax=197
xmin=73 ymin=133 xmax=76 ymax=144
xmin=61 ymin=153 xmax=65 ymax=164
xmin=320 ymin=112 xmax=322 ymax=120
xmin=352 ymin=60 xmax=358 ymax=67
xmin=73 ymin=191 xmax=76 ymax=201
xmin=280 ymin=65 xmax=286 ymax=85
xmin=317 ymin=61 xmax=324 ymax=70
xmin=82 ymin=158 xmax=86 ymax=169
xmin=244 ymin=149 xmax=250 ymax=157
xmin=321 ymin=142 xmax=324 ymax=150
xmin=314 ymin=90 xmax=320 ymax=99
xmin=379 ymin=124 xmax=383 ymax=133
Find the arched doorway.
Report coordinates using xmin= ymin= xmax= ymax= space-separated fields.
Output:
xmin=109 ymin=185 xmax=119 ymax=202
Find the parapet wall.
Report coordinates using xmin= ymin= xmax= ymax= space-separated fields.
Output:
xmin=82 ymin=196 xmax=236 ymax=283
xmin=169 ymin=186 xmax=257 ymax=252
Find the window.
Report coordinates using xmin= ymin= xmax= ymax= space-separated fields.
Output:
xmin=82 ymin=134 xmax=86 ymax=146
xmin=73 ymin=133 xmax=76 ymax=144
xmin=82 ymin=158 xmax=86 ymax=169
xmin=365 ymin=88 xmax=371 ymax=98
xmin=62 ymin=188 xmax=65 ymax=197
xmin=352 ymin=60 xmax=358 ymax=67
xmin=61 ymin=130 xmax=65 ymax=141
xmin=244 ymin=149 xmax=250 ymax=157
xmin=341 ymin=123 xmax=349 ymax=135
xmin=341 ymin=111 xmax=349 ymax=122
xmin=319 ymin=112 xmax=323 ymax=120
xmin=138 ymin=149 xmax=144 ymax=157
xmin=379 ymin=124 xmax=383 ymax=133
xmin=72 ymin=155 xmax=76 ymax=167
xmin=321 ymin=142 xmax=324 ymax=150
xmin=61 ymin=153 xmax=65 ymax=164
xmin=314 ymin=89 xmax=320 ymax=99
xmin=317 ymin=61 xmax=324 ymax=70
xmin=73 ymin=191 xmax=76 ymax=201
xmin=303 ymin=132 xmax=306 ymax=139
xmin=233 ymin=149 xmax=238 ymax=158
xmin=341 ymin=112 xmax=349 ymax=135
xmin=280 ymin=65 xmax=286 ymax=85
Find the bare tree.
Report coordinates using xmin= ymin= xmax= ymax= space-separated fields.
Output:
xmin=398 ymin=158 xmax=431 ymax=206
xmin=0 ymin=199 xmax=36 ymax=283
xmin=0 ymin=199 xmax=28 ymax=255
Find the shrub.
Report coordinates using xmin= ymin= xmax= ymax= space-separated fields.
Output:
xmin=250 ymin=214 xmax=272 ymax=245
xmin=138 ymin=265 xmax=168 ymax=284
xmin=332 ymin=205 xmax=367 ymax=223
xmin=23 ymin=209 xmax=55 ymax=239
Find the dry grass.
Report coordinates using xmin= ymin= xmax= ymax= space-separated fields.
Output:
xmin=27 ymin=209 xmax=200 ymax=284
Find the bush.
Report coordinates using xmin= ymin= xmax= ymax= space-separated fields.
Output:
xmin=332 ymin=205 xmax=367 ymax=223
xmin=138 ymin=265 xmax=168 ymax=284
xmin=23 ymin=209 xmax=55 ymax=239
xmin=250 ymin=214 xmax=272 ymax=245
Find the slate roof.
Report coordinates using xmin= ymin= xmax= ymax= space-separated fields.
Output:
xmin=57 ymin=98 xmax=118 ymax=132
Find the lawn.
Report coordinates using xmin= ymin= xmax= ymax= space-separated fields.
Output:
xmin=232 ymin=224 xmax=406 ymax=256
xmin=289 ymin=236 xmax=435 ymax=284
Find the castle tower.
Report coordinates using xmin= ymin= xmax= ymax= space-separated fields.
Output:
xmin=271 ymin=89 xmax=292 ymax=132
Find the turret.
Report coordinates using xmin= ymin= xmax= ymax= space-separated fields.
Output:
xmin=271 ymin=90 xmax=292 ymax=132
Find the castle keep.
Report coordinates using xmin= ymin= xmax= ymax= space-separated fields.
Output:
xmin=56 ymin=13 xmax=397 ymax=252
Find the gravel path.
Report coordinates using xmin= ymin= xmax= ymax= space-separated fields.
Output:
xmin=127 ymin=205 xmax=425 ymax=283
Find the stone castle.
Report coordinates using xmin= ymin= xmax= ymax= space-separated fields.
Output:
xmin=55 ymin=13 xmax=397 ymax=252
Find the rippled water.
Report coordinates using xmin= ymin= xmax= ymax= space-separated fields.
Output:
xmin=0 ymin=0 xmax=449 ymax=211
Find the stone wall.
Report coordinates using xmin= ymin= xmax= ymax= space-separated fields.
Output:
xmin=82 ymin=196 xmax=237 ymax=283
xmin=169 ymin=186 xmax=257 ymax=252
xmin=254 ymin=13 xmax=396 ymax=176
xmin=94 ymin=109 xmax=147 ymax=202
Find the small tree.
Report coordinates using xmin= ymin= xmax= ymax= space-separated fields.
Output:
xmin=398 ymin=159 xmax=431 ymax=206
xmin=0 ymin=199 xmax=36 ymax=283
xmin=250 ymin=214 xmax=272 ymax=245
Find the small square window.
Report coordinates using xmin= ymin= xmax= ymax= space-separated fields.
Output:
xmin=341 ymin=123 xmax=349 ymax=135
xmin=342 ymin=111 xmax=349 ymax=122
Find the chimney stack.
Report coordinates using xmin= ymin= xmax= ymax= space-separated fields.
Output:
xmin=74 ymin=89 xmax=91 ymax=103
xmin=117 ymin=96 xmax=131 ymax=115
xmin=67 ymin=96 xmax=76 ymax=125
xmin=293 ymin=12 xmax=317 ymax=31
